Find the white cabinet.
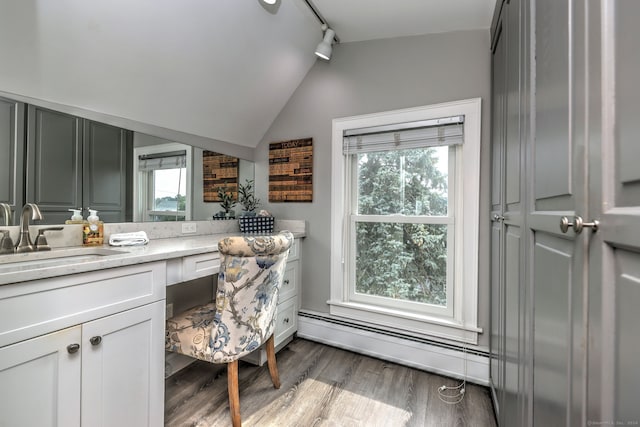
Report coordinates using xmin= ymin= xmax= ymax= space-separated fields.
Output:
xmin=81 ymin=301 xmax=165 ymax=427
xmin=0 ymin=326 xmax=82 ymax=427
xmin=243 ymin=238 xmax=301 ymax=366
xmin=0 ymin=262 xmax=166 ymax=427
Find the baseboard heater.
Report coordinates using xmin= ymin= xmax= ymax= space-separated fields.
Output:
xmin=296 ymin=310 xmax=490 ymax=386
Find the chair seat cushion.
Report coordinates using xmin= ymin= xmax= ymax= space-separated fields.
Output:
xmin=165 ymin=302 xmax=218 ymax=359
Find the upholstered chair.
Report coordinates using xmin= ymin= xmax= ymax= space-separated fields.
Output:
xmin=165 ymin=231 xmax=294 ymax=427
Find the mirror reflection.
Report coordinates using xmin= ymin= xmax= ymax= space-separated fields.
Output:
xmin=133 ymin=133 xmax=254 ymax=222
xmin=0 ymin=98 xmax=255 ymax=225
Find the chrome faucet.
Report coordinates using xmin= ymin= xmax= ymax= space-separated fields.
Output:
xmin=0 ymin=203 xmax=11 ymax=226
xmin=15 ymin=203 xmax=43 ymax=253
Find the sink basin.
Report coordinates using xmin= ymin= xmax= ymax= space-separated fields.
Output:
xmin=0 ymin=247 xmax=125 ymax=271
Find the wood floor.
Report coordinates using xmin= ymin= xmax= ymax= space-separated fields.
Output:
xmin=165 ymin=338 xmax=497 ymax=427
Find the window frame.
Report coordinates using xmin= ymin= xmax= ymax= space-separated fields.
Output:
xmin=133 ymin=142 xmax=193 ymax=222
xmin=330 ymin=98 xmax=482 ymax=345
xmin=347 ymin=145 xmax=458 ymax=318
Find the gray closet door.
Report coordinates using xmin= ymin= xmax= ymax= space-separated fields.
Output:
xmin=531 ymin=0 xmax=589 ymax=425
xmin=489 ymin=1 xmax=506 ymax=420
xmin=491 ymin=0 xmax=529 ymax=424
xmin=588 ymin=0 xmax=640 ymax=422
xmin=0 ymin=97 xmax=25 ymax=224
xmin=82 ymin=120 xmax=131 ymax=223
xmin=26 ymin=106 xmax=83 ymax=225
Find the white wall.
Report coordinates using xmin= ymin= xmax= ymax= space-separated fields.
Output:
xmin=255 ymin=30 xmax=493 ymax=349
xmin=0 ymin=0 xmax=319 ymax=148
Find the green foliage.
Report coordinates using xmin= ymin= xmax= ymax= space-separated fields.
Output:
xmin=217 ymin=187 xmax=237 ymax=215
xmin=354 ymin=148 xmax=448 ymax=306
xmin=237 ymin=179 xmax=261 ymax=214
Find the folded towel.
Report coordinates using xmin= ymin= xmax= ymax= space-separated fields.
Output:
xmin=108 ymin=231 xmax=149 ymax=247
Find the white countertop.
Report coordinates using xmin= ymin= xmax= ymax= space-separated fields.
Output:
xmin=0 ymin=231 xmax=304 ymax=286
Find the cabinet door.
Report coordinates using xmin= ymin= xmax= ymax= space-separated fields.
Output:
xmin=531 ymin=1 xmax=588 ymax=425
xmin=588 ymin=1 xmax=640 ymax=422
xmin=83 ymin=120 xmax=132 ymax=222
xmin=26 ymin=105 xmax=82 ymax=224
xmin=81 ymin=301 xmax=165 ymax=427
xmin=489 ymin=3 xmax=507 ymax=420
xmin=0 ymin=326 xmax=81 ymax=427
xmin=0 ymin=97 xmax=25 ymax=224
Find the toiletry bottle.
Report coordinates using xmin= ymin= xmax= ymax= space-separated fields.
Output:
xmin=65 ymin=208 xmax=84 ymax=224
xmin=83 ymin=208 xmax=104 ymax=246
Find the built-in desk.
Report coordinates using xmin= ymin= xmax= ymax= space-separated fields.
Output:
xmin=0 ymin=227 xmax=304 ymax=426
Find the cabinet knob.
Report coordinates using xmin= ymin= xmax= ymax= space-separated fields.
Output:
xmin=90 ymin=336 xmax=102 ymax=346
xmin=560 ymin=216 xmax=599 ymax=234
xmin=283 ymin=279 xmax=290 ymax=285
xmin=67 ymin=343 xmax=80 ymax=354
xmin=283 ymin=317 xmax=290 ymax=324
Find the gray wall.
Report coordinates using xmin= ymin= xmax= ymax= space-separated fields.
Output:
xmin=255 ymin=30 xmax=492 ymax=349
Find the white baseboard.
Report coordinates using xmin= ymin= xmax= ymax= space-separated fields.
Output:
xmin=297 ymin=312 xmax=490 ymax=386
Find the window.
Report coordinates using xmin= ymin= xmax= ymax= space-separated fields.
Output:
xmin=133 ymin=143 xmax=192 ymax=222
xmin=330 ymin=99 xmax=481 ymax=344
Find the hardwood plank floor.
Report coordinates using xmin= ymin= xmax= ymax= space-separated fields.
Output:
xmin=165 ymin=338 xmax=497 ymax=427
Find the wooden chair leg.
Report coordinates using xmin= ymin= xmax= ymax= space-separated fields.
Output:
xmin=227 ymin=360 xmax=241 ymax=427
xmin=265 ymin=334 xmax=281 ymax=389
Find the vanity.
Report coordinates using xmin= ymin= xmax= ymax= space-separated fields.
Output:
xmin=0 ymin=222 xmax=304 ymax=427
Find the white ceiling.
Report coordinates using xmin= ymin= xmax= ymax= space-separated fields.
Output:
xmin=312 ymin=0 xmax=497 ymax=43
xmin=0 ymin=0 xmax=497 ymax=150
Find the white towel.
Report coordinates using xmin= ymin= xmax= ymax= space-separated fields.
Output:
xmin=108 ymin=231 xmax=149 ymax=246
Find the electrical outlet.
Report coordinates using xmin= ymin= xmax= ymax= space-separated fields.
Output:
xmin=181 ymin=223 xmax=197 ymax=234
xmin=166 ymin=303 xmax=174 ymax=319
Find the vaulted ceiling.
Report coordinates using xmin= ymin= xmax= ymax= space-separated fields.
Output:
xmin=0 ymin=0 xmax=496 ymax=149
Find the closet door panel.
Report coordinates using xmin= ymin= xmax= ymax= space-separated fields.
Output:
xmin=532 ymin=233 xmax=573 ymax=425
xmin=533 ymin=0 xmax=571 ymax=206
xmin=26 ymin=106 xmax=82 ymax=224
xmin=612 ymin=250 xmax=640 ymax=421
xmin=594 ymin=1 xmax=640 ymax=422
xmin=503 ymin=226 xmax=521 ymax=423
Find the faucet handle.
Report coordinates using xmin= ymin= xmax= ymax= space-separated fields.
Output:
xmin=34 ymin=227 xmax=64 ymax=251
xmin=0 ymin=230 xmax=15 ymax=254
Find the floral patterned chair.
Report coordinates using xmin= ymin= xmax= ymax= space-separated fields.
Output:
xmin=165 ymin=231 xmax=294 ymax=427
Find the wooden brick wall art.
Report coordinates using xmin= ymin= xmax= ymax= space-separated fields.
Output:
xmin=202 ymin=151 xmax=239 ymax=202
xmin=269 ymin=138 xmax=313 ymax=202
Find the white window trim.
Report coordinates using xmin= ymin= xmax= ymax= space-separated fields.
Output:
xmin=330 ymin=98 xmax=482 ymax=345
xmin=133 ymin=142 xmax=193 ymax=222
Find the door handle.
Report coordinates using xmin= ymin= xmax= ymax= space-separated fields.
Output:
xmin=560 ymin=216 xmax=599 ymax=234
xmin=492 ymin=214 xmax=504 ymax=222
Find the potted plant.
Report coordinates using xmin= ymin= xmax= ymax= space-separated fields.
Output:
xmin=236 ymin=179 xmax=274 ymax=233
xmin=213 ymin=186 xmax=237 ymax=219
xmin=237 ymin=179 xmax=260 ymax=217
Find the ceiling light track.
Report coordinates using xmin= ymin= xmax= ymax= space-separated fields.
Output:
xmin=303 ymin=0 xmax=340 ymax=44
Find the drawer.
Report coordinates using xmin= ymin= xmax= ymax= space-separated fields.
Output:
xmin=166 ymin=252 xmax=220 ymax=285
xmin=274 ymin=297 xmax=297 ymax=347
xmin=280 ymin=260 xmax=298 ymax=302
xmin=288 ymin=239 xmax=299 ymax=261
xmin=0 ymin=262 xmax=166 ymax=348
xmin=181 ymin=252 xmax=220 ymax=281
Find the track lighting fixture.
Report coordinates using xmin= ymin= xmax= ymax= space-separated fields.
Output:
xmin=315 ymin=24 xmax=335 ymax=60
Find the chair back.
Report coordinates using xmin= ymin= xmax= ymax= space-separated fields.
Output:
xmin=209 ymin=231 xmax=293 ymax=362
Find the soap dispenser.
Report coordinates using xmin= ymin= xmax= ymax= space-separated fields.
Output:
xmin=65 ymin=208 xmax=84 ymax=224
xmin=83 ymin=208 xmax=104 ymax=246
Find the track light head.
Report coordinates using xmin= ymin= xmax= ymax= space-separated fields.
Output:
xmin=315 ymin=26 xmax=335 ymax=60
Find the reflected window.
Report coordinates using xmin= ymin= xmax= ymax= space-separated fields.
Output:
xmin=134 ymin=143 xmax=192 ymax=221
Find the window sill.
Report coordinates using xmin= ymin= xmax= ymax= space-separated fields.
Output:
xmin=328 ymin=300 xmax=481 ymax=345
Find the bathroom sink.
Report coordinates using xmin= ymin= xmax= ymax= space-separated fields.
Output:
xmin=0 ymin=247 xmax=125 ymax=271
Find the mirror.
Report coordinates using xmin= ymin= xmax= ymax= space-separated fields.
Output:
xmin=0 ymin=97 xmax=254 ymax=225
xmin=133 ymin=132 xmax=255 ymax=222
